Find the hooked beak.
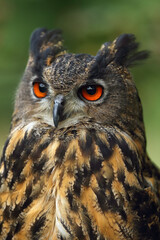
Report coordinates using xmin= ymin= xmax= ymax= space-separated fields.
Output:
xmin=53 ymin=94 xmax=65 ymax=127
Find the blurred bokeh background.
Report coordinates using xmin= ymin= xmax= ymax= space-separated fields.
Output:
xmin=0 ymin=0 xmax=159 ymax=166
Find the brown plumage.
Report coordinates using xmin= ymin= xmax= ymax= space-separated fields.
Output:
xmin=0 ymin=28 xmax=160 ymax=240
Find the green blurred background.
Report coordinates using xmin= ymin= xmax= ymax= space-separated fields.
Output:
xmin=0 ymin=0 xmax=159 ymax=166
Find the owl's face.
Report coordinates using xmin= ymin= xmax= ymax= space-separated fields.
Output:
xmin=12 ymin=29 xmax=148 ymax=139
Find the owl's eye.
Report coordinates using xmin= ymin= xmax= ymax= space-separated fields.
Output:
xmin=80 ymin=85 xmax=103 ymax=101
xmin=33 ymin=82 xmax=48 ymax=98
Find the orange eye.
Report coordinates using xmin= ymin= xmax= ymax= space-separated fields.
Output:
xmin=80 ymin=85 xmax=103 ymax=101
xmin=33 ymin=82 xmax=48 ymax=98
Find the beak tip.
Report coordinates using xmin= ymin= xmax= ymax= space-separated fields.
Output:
xmin=54 ymin=119 xmax=58 ymax=128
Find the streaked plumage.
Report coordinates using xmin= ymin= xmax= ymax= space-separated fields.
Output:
xmin=0 ymin=28 xmax=160 ymax=240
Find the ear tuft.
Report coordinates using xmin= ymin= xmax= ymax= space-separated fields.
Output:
xmin=114 ymin=34 xmax=149 ymax=67
xmin=29 ymin=28 xmax=66 ymax=68
xmin=89 ymin=33 xmax=149 ymax=79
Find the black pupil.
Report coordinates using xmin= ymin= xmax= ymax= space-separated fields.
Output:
xmin=86 ymin=85 xmax=97 ymax=95
xmin=39 ymin=83 xmax=47 ymax=93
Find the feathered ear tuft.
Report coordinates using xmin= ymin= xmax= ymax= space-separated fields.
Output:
xmin=29 ymin=28 xmax=66 ymax=67
xmin=114 ymin=34 xmax=150 ymax=67
xmin=89 ymin=33 xmax=149 ymax=79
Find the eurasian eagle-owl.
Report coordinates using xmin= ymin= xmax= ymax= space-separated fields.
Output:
xmin=0 ymin=28 xmax=160 ymax=240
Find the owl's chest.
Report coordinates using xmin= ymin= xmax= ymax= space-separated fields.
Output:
xmin=38 ymin=132 xmax=142 ymax=239
xmin=0 ymin=126 xmax=144 ymax=239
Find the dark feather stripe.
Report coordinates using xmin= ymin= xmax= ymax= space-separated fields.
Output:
xmin=60 ymin=219 xmax=72 ymax=236
xmin=4 ymin=132 xmax=28 ymax=185
xmin=8 ymin=130 xmax=47 ymax=188
xmin=81 ymin=205 xmax=98 ymax=239
xmin=90 ymin=156 xmax=103 ymax=173
xmin=73 ymin=168 xmax=83 ymax=197
xmin=30 ymin=215 xmax=46 ymax=240
xmin=93 ymin=188 xmax=109 ymax=212
xmin=66 ymin=188 xmax=78 ymax=212
xmin=116 ymin=221 xmax=133 ymax=240
xmin=32 ymin=155 xmax=48 ymax=173
xmin=74 ymin=225 xmax=85 ymax=240
xmin=0 ymin=137 xmax=10 ymax=178
xmin=82 ymin=165 xmax=92 ymax=187
xmin=14 ymin=219 xmax=24 ymax=234
xmin=95 ymin=134 xmax=114 ymax=160
xmin=96 ymin=174 xmax=112 ymax=190
xmin=55 ymin=141 xmax=69 ymax=166
xmin=30 ymin=138 xmax=51 ymax=161
xmin=78 ymin=131 xmax=93 ymax=156
xmin=9 ymin=133 xmax=35 ymax=188
xmin=116 ymin=136 xmax=140 ymax=173
xmin=3 ymin=183 xmax=33 ymax=224
xmin=6 ymin=230 xmax=14 ymax=240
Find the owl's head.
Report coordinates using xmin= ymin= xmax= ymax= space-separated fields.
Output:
xmin=12 ymin=28 xmax=149 ymax=141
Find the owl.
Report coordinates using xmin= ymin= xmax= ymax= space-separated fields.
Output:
xmin=0 ymin=28 xmax=160 ymax=240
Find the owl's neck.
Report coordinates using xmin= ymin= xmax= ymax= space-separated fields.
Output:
xmin=9 ymin=115 xmax=147 ymax=161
